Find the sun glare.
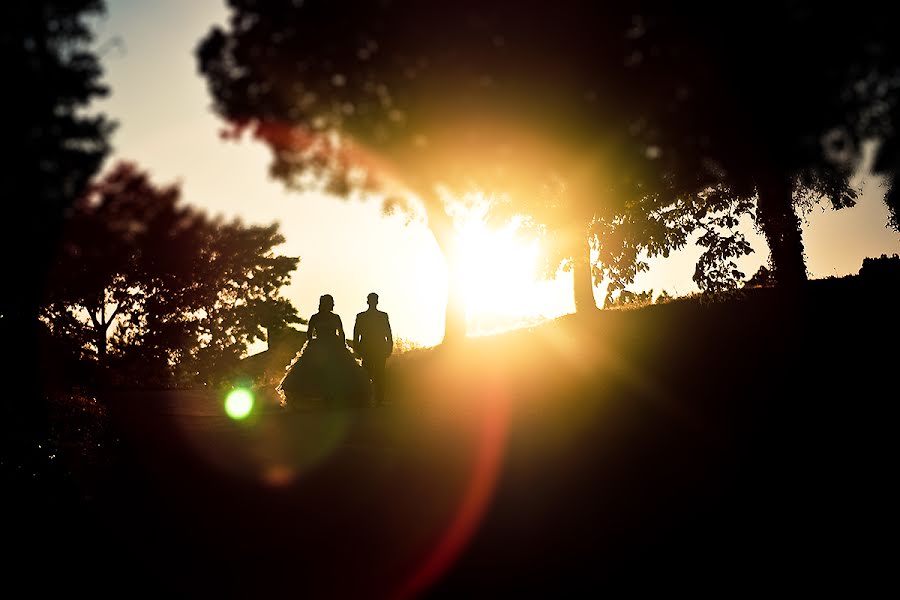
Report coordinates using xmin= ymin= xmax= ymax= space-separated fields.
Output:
xmin=452 ymin=215 xmax=571 ymax=335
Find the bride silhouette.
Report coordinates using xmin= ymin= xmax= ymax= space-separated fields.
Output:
xmin=277 ymin=294 xmax=370 ymax=407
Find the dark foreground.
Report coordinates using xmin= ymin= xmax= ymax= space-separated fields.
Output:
xmin=8 ymin=278 xmax=896 ymax=597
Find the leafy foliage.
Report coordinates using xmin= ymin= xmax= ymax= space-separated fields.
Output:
xmin=615 ymin=2 xmax=900 ymax=285
xmin=42 ymin=163 xmax=301 ymax=386
xmin=690 ymin=191 xmax=756 ymax=294
xmin=873 ymin=138 xmax=900 ymax=233
xmin=196 ymin=1 xmax=661 ymax=326
xmin=1 ymin=1 xmax=115 ymax=323
xmin=196 ymin=1 xmax=900 ymax=313
xmin=1 ymin=0 xmax=115 ymax=482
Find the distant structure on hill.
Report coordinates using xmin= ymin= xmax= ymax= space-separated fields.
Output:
xmin=232 ymin=318 xmax=363 ymax=386
xmin=859 ymin=253 xmax=900 ymax=281
xmin=232 ymin=321 xmax=308 ymax=386
xmin=744 ymin=266 xmax=776 ymax=289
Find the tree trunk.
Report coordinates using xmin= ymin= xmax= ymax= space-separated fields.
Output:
xmin=421 ymin=196 xmax=467 ymax=344
xmin=572 ymin=235 xmax=597 ymax=312
xmin=97 ymin=328 xmax=108 ymax=358
xmin=757 ymin=172 xmax=807 ymax=287
xmin=90 ymin=302 xmax=120 ymax=363
xmin=88 ymin=307 xmax=106 ymax=360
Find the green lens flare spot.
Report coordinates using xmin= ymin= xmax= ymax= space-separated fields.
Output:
xmin=225 ymin=388 xmax=254 ymax=420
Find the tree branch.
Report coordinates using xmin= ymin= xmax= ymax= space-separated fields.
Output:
xmin=105 ymin=302 xmax=122 ymax=329
xmin=88 ymin=305 xmax=101 ymax=329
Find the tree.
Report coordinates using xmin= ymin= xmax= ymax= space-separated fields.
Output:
xmin=42 ymin=163 xmax=301 ymax=386
xmin=42 ymin=163 xmax=180 ymax=364
xmin=869 ymin=68 xmax=900 ymax=235
xmin=2 ymin=1 xmax=114 ymax=323
xmin=519 ymin=160 xmax=666 ymax=313
xmin=614 ymin=2 xmax=900 ymax=287
xmin=196 ymin=1 xmax=670 ymax=337
xmin=175 ymin=217 xmax=303 ymax=384
xmin=1 ymin=0 xmax=114 ymax=479
xmin=512 ymin=175 xmax=607 ymax=314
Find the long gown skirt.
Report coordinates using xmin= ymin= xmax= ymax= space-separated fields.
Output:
xmin=277 ymin=340 xmax=371 ymax=407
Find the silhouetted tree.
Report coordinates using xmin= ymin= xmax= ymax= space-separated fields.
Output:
xmin=870 ymin=85 xmax=900 ymax=235
xmin=197 ymin=1 xmax=670 ymax=336
xmin=517 ymin=177 xmax=603 ymax=313
xmin=175 ymin=217 xmax=302 ymax=385
xmin=523 ymin=164 xmax=682 ymax=311
xmin=617 ymin=2 xmax=900 ymax=287
xmin=42 ymin=163 xmax=301 ymax=386
xmin=41 ymin=163 xmax=182 ymax=364
xmin=2 ymin=1 xmax=114 ymax=322
xmin=1 ymin=0 xmax=113 ymax=478
xmin=198 ymin=2 xmax=900 ymax=317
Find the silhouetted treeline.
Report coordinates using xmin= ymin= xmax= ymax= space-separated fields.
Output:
xmin=40 ymin=162 xmax=301 ymax=389
xmin=2 ymin=0 xmax=113 ymax=492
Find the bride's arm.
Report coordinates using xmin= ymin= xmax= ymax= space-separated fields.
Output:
xmin=307 ymin=314 xmax=317 ymax=342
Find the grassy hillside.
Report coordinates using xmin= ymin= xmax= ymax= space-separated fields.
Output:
xmin=10 ymin=272 xmax=895 ymax=596
xmin=386 ymin=273 xmax=896 ymax=594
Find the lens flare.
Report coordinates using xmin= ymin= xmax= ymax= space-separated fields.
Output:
xmin=225 ymin=388 xmax=254 ymax=420
xmin=396 ymin=379 xmax=511 ymax=599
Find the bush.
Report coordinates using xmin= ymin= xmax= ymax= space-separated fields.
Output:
xmin=859 ymin=254 xmax=900 ymax=280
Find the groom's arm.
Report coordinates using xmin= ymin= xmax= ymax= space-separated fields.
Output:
xmin=385 ymin=314 xmax=393 ymax=355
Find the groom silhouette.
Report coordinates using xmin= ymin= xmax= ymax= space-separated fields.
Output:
xmin=353 ymin=293 xmax=393 ymax=405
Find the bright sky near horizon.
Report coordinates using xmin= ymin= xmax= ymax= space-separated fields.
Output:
xmin=93 ymin=0 xmax=900 ymax=348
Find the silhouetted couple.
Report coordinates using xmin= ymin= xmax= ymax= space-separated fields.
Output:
xmin=278 ymin=293 xmax=392 ymax=407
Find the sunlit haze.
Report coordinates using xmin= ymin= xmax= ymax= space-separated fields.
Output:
xmin=450 ymin=204 xmax=573 ymax=335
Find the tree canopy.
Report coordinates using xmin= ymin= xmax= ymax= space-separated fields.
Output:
xmin=197 ymin=0 xmax=900 ymax=322
xmin=611 ymin=2 xmax=900 ymax=286
xmin=197 ymin=1 xmax=666 ymax=334
xmin=42 ymin=162 xmax=302 ymax=386
xmin=2 ymin=0 xmax=114 ymax=323
xmin=2 ymin=0 xmax=114 ymax=479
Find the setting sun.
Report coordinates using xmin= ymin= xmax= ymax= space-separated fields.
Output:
xmin=451 ymin=215 xmax=572 ymax=335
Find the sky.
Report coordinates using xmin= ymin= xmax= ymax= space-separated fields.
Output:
xmin=92 ymin=0 xmax=900 ymax=348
